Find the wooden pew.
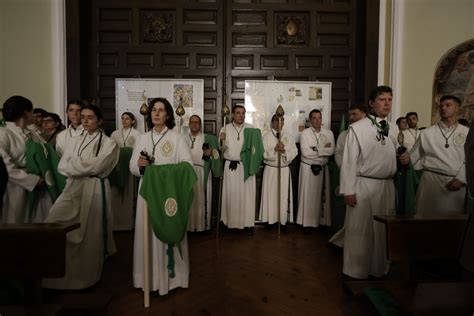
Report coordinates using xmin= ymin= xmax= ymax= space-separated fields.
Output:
xmin=0 ymin=223 xmax=79 ymax=314
xmin=374 ymin=214 xmax=468 ymax=283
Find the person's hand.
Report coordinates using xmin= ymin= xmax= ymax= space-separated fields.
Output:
xmin=36 ymin=176 xmax=45 ymax=188
xmin=344 ymin=194 xmax=357 ymax=207
xmin=398 ymin=152 xmax=410 ymax=165
xmin=203 ymin=148 xmax=212 ymax=157
xmin=219 ymin=132 xmax=226 ymax=141
xmin=274 ymin=142 xmax=285 ymax=153
xmin=445 ymin=178 xmax=465 ymax=191
xmin=137 ymin=155 xmax=150 ymax=167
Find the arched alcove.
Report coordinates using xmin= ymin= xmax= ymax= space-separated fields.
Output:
xmin=432 ymin=38 xmax=474 ymax=124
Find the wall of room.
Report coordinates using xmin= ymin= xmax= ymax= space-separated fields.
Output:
xmin=0 ymin=0 xmax=64 ymax=116
xmin=397 ymin=0 xmax=474 ymax=127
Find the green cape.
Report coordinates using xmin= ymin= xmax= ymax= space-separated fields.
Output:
xmin=240 ymin=128 xmax=264 ymax=181
xmin=139 ymin=162 xmax=197 ymax=277
xmin=25 ymin=139 xmax=66 ymax=218
xmin=108 ymin=147 xmax=134 ymax=194
xmin=204 ymin=134 xmax=222 ymax=186
xmin=394 ymin=162 xmax=420 ymax=215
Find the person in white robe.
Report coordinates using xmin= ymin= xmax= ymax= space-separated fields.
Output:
xmin=43 ymin=105 xmax=119 ymax=289
xmin=110 ymin=112 xmax=141 ymax=231
xmin=410 ymin=95 xmax=468 ymax=215
xmin=297 ymin=109 xmax=335 ymax=227
xmin=220 ymin=105 xmax=256 ymax=229
xmin=402 ymin=112 xmax=420 ymax=152
xmin=131 ymin=97 xmax=193 ymax=295
xmin=259 ymin=114 xmax=297 ymax=225
xmin=56 ymin=100 xmax=84 ymax=156
xmin=0 ymin=96 xmax=49 ymax=224
xmin=330 ymin=104 xmax=367 ymax=247
xmin=185 ymin=115 xmax=214 ymax=232
xmin=340 ymin=86 xmax=410 ymax=279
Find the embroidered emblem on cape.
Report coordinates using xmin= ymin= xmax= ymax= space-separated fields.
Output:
xmin=212 ymin=148 xmax=220 ymax=160
xmin=165 ymin=198 xmax=178 ymax=217
xmin=161 ymin=140 xmax=174 ymax=157
xmin=45 ymin=170 xmax=55 ymax=186
xmin=453 ymin=133 xmax=466 ymax=146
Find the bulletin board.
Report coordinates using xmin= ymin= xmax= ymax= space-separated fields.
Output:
xmin=115 ymin=78 xmax=204 ymax=133
xmin=244 ymin=80 xmax=332 ymax=142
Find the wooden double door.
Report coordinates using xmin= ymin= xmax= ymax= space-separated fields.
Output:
xmin=67 ymin=0 xmax=378 ymax=135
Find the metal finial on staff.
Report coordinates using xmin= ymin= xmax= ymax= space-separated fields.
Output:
xmin=217 ymin=99 xmax=230 ymax=240
xmin=275 ymin=99 xmax=285 ymax=238
xmin=175 ymin=97 xmax=186 ymax=134
xmin=140 ymin=97 xmax=148 ymax=132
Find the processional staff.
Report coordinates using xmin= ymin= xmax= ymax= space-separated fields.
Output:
xmin=275 ymin=100 xmax=285 ymax=238
xmin=139 ymin=98 xmax=150 ymax=307
xmin=176 ymin=97 xmax=186 ymax=133
xmin=216 ymin=100 xmax=230 ymax=240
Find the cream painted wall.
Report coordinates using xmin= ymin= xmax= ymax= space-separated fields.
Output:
xmin=0 ymin=0 xmax=55 ymax=113
xmin=398 ymin=0 xmax=474 ymax=127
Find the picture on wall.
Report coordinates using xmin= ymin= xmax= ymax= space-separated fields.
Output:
xmin=173 ymin=84 xmax=193 ymax=108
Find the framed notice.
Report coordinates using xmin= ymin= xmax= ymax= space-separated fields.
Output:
xmin=244 ymin=80 xmax=332 ymax=142
xmin=115 ymin=78 xmax=204 ymax=133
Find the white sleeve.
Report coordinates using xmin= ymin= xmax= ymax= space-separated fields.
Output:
xmin=339 ymin=127 xmax=359 ymax=196
xmin=335 ymin=133 xmax=345 ymax=168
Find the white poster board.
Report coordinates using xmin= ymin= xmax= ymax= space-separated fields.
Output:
xmin=115 ymin=78 xmax=204 ymax=134
xmin=244 ymin=80 xmax=332 ymax=142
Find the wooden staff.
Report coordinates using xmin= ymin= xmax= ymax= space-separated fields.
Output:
xmin=143 ymin=201 xmax=150 ymax=307
xmin=275 ymin=104 xmax=285 ymax=238
xmin=216 ymin=102 xmax=230 ymax=240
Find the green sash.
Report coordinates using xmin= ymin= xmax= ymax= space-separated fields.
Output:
xmin=240 ymin=128 xmax=264 ymax=181
xmin=25 ymin=139 xmax=66 ymax=219
xmin=203 ymin=134 xmax=222 ymax=186
xmin=108 ymin=147 xmax=134 ymax=194
xmin=394 ymin=162 xmax=419 ymax=215
xmin=139 ymin=162 xmax=197 ymax=277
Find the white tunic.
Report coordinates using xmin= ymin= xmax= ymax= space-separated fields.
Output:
xmin=329 ymin=129 xmax=349 ymax=247
xmin=335 ymin=130 xmax=348 ymax=168
xmin=340 ymin=116 xmax=398 ymax=279
xmin=410 ymin=122 xmax=468 ymax=215
xmin=221 ymin=122 xmax=256 ymax=229
xmin=43 ymin=131 xmax=119 ymax=289
xmin=0 ymin=122 xmax=40 ymax=223
xmin=110 ymin=127 xmax=141 ymax=231
xmin=259 ymin=129 xmax=297 ymax=225
xmin=297 ymin=127 xmax=335 ymax=227
xmin=56 ymin=125 xmax=84 ymax=156
xmin=185 ymin=133 xmax=212 ymax=232
xmin=402 ymin=128 xmax=422 ymax=170
xmin=130 ymin=128 xmax=193 ymax=295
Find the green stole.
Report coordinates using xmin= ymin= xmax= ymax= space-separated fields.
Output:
xmin=139 ymin=162 xmax=197 ymax=277
xmin=394 ymin=162 xmax=420 ymax=215
xmin=108 ymin=147 xmax=134 ymax=195
xmin=203 ymin=134 xmax=222 ymax=186
xmin=25 ymin=139 xmax=66 ymax=218
xmin=240 ymin=128 xmax=264 ymax=181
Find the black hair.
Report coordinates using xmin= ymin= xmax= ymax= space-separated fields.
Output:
xmin=121 ymin=111 xmax=137 ymax=128
xmin=368 ymin=86 xmax=392 ymax=103
xmin=440 ymin=95 xmax=461 ymax=105
xmin=44 ymin=112 xmax=63 ymax=125
xmin=405 ymin=112 xmax=418 ymax=118
xmin=458 ymin=118 xmax=469 ymax=126
xmin=146 ymin=98 xmax=176 ymax=130
xmin=81 ymin=104 xmax=104 ymax=121
xmin=2 ymin=96 xmax=33 ymax=122
xmin=349 ymin=104 xmax=368 ymax=114
xmin=232 ymin=104 xmax=246 ymax=113
xmin=309 ymin=109 xmax=321 ymax=119
xmin=189 ymin=114 xmax=202 ymax=125
xmin=66 ymin=99 xmax=84 ymax=111
xmin=396 ymin=117 xmax=406 ymax=125
xmin=33 ymin=108 xmax=48 ymax=117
